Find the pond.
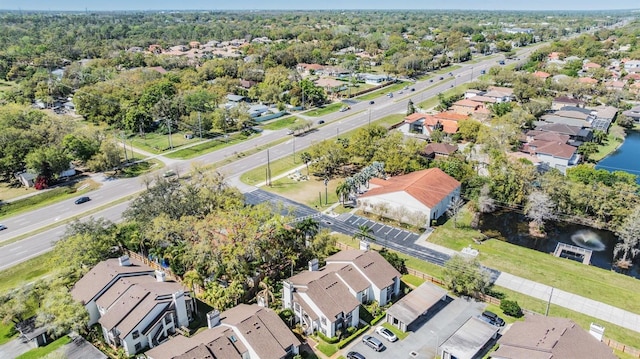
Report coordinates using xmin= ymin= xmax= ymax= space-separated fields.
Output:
xmin=596 ymin=130 xmax=640 ymax=182
xmin=479 ymin=210 xmax=640 ymax=279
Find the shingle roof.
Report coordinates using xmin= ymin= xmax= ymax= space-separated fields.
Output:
xmin=70 ymin=258 xmax=155 ymax=304
xmin=532 ymin=141 xmax=577 ymax=159
xmin=386 ymin=282 xmax=447 ymax=326
xmin=536 ymin=123 xmax=583 ymax=136
xmin=493 ymin=314 xmax=616 ymax=359
xmin=304 ymin=272 xmax=361 ymax=319
xmin=423 ymin=143 xmax=459 ymax=156
xmin=553 ymin=96 xmax=583 ymax=105
xmin=360 ymin=168 xmax=461 ymax=209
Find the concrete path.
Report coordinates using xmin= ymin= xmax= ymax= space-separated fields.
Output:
xmin=495 ymin=272 xmax=640 ymax=333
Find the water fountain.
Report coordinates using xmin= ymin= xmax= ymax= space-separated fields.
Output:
xmin=570 ymin=229 xmax=606 ymax=252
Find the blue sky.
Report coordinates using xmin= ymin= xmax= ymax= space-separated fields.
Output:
xmin=4 ymin=0 xmax=639 ymax=11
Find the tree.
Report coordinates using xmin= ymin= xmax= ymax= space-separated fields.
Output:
xmin=577 ymin=142 xmax=598 ymax=162
xmin=335 ymin=180 xmax=351 ymax=205
xmin=300 ymin=152 xmax=312 ymax=176
xmin=500 ymin=299 xmax=523 ymax=318
xmin=25 ymin=146 xmax=72 ymax=184
xmin=36 ymin=284 xmax=89 ymax=337
xmin=458 ymin=119 xmax=481 ymax=142
xmin=614 ymin=206 xmax=640 ymax=268
xmin=446 ymin=197 xmax=465 ymax=228
xmin=592 ymin=130 xmax=607 ymax=145
xmin=443 ymin=255 xmax=490 ymax=297
xmin=354 ymin=224 xmax=374 ymax=243
xmin=406 ymin=99 xmax=415 ymax=115
xmin=378 ymin=249 xmax=407 ymax=274
xmin=525 ymin=191 xmax=556 ymax=234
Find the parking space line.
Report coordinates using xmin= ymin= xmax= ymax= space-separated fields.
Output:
xmin=402 ymin=233 xmax=412 ymax=241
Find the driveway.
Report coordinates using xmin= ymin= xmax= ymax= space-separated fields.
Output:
xmin=344 ymin=297 xmax=487 ymax=359
xmin=0 ymin=337 xmax=33 ymax=359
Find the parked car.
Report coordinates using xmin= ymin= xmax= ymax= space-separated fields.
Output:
xmin=286 ymin=129 xmax=294 ymax=135
xmin=481 ymin=310 xmax=505 ymax=326
xmin=369 ymin=100 xmax=375 ymax=105
xmin=410 ymin=88 xmax=415 ymax=91
xmin=346 ymin=352 xmax=366 ymax=359
xmin=387 ymin=92 xmax=393 ymax=98
xmin=362 ymin=335 xmax=385 ymax=351
xmin=0 ymin=224 xmax=7 ymax=231
xmin=317 ymin=120 xmax=325 ymax=124
xmin=480 ymin=69 xmax=486 ymax=74
xmin=339 ymin=106 xmax=351 ymax=112
xmin=74 ymin=196 xmax=91 ymax=205
xmin=438 ymin=76 xmax=444 ymax=80
xmin=163 ymin=170 xmax=177 ymax=178
xmin=375 ymin=326 xmax=398 ymax=342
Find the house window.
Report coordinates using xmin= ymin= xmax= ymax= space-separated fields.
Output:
xmin=321 ymin=317 xmax=327 ymax=325
xmin=132 ymin=330 xmax=139 ymax=339
xmin=134 ymin=342 xmax=142 ymax=351
xmin=230 ymin=335 xmax=237 ymax=343
xmin=294 ymin=303 xmax=300 ymax=312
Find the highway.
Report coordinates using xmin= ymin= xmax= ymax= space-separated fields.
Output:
xmin=0 ymin=45 xmax=541 ymax=270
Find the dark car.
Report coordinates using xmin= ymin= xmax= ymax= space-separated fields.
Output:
xmin=74 ymin=196 xmax=91 ymax=205
xmin=369 ymin=100 xmax=375 ymax=105
xmin=346 ymin=352 xmax=366 ymax=359
xmin=481 ymin=310 xmax=505 ymax=327
xmin=438 ymin=76 xmax=444 ymax=80
xmin=0 ymin=224 xmax=6 ymax=231
xmin=410 ymin=88 xmax=415 ymax=91
xmin=317 ymin=120 xmax=325 ymax=124
xmin=480 ymin=69 xmax=486 ymax=74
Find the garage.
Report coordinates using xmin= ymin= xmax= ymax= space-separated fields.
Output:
xmin=385 ymin=282 xmax=447 ymax=332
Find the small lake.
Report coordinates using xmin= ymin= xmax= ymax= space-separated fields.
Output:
xmin=479 ymin=210 xmax=640 ymax=279
xmin=596 ymin=130 xmax=640 ymax=182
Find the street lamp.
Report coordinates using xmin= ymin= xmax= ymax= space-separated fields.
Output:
xmin=430 ymin=330 xmax=440 ymax=358
xmin=324 ymin=177 xmax=329 ymax=205
xmin=292 ymin=136 xmax=296 ymax=163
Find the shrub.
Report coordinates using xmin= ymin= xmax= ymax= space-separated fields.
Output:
xmin=337 ymin=325 xmax=370 ymax=349
xmin=500 ymin=299 xmax=523 ymax=317
xmin=317 ymin=331 xmax=339 ymax=344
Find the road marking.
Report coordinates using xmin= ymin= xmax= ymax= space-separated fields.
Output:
xmin=394 ymin=231 xmax=402 ymax=238
xmin=9 ymin=246 xmax=22 ymax=251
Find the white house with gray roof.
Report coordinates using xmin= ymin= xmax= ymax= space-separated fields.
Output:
xmin=71 ymin=256 xmax=195 ymax=356
xmin=282 ymin=249 xmax=401 ymax=338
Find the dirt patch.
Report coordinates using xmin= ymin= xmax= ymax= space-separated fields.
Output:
xmin=266 ymin=175 xmax=340 ymax=209
xmin=0 ymin=183 xmax=37 ymax=202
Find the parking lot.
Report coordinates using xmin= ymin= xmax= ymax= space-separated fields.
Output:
xmin=344 ymin=296 xmax=489 ymax=359
xmin=341 ymin=214 xmax=421 ymax=244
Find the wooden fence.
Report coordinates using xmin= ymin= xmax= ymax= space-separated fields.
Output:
xmin=604 ymin=338 xmax=640 ymax=357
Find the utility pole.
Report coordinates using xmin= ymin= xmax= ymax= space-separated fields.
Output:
xmin=546 ymin=287 xmax=554 ymax=316
xmin=368 ymin=109 xmax=371 ymax=126
xmin=121 ymin=132 xmax=128 ymax=163
xmin=198 ymin=112 xmax=203 ymax=139
xmin=292 ymin=136 xmax=296 ymax=163
xmin=166 ymin=117 xmax=173 ymax=150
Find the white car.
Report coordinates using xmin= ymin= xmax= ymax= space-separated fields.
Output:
xmin=0 ymin=224 xmax=6 ymax=231
xmin=375 ymin=326 xmax=397 ymax=342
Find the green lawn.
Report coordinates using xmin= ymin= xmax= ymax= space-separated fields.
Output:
xmin=305 ymin=103 xmax=345 ymax=117
xmin=381 ymin=322 xmax=409 ymax=340
xmin=0 ymin=252 xmax=56 ymax=295
xmin=0 ymin=321 xmax=17 ymax=346
xmin=417 ymin=82 xmax=469 ymax=110
xmin=260 ymin=116 xmax=303 ymax=130
xmin=402 ymin=274 xmax=426 ymax=288
xmin=590 ymin=124 xmax=625 ymax=162
xmin=356 ymin=81 xmax=409 ymax=101
xmin=164 ymin=132 xmax=257 ymax=160
xmin=130 ymin=132 xmax=197 ymax=154
xmin=428 ymin=207 xmax=640 ymax=316
xmin=15 ymin=335 xmax=71 ymax=359
xmin=316 ymin=342 xmax=338 ymax=356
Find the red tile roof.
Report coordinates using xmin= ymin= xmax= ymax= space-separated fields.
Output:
xmin=579 ymin=77 xmax=598 ymax=84
xmin=533 ymin=71 xmax=551 ymax=79
xmin=360 ymin=168 xmax=460 ymax=208
xmin=404 ymin=113 xmax=426 ymax=123
xmin=433 ymin=112 xmax=469 ymax=122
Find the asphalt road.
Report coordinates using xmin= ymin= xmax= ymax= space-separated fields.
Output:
xmin=0 ymin=45 xmax=543 ymax=269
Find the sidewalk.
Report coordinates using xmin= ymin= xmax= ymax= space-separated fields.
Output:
xmin=495 ymin=272 xmax=640 ymax=333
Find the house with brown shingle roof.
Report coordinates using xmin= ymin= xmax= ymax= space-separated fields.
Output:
xmin=492 ymin=314 xmax=616 ymax=359
xmin=552 ymin=96 xmax=584 ymax=110
xmin=358 ymin=168 xmax=461 ymax=227
xmin=422 ymin=143 xmax=459 ymax=159
xmin=523 ymin=139 xmax=579 ymax=174
xmin=70 ymin=256 xmax=195 ymax=356
xmin=400 ymin=112 xmax=467 ymax=137
xmin=146 ymin=304 xmax=300 ymax=359
xmin=282 ymin=250 xmax=401 ymax=338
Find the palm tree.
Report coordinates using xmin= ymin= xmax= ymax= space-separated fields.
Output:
xmin=354 ymin=224 xmax=375 ymax=243
xmin=301 ymin=152 xmax=312 ymax=176
xmin=295 ymin=218 xmax=319 ymax=245
xmin=335 ymin=181 xmax=350 ymax=205
xmin=182 ymin=270 xmax=202 ymax=312
xmin=257 ymin=278 xmax=276 ymax=309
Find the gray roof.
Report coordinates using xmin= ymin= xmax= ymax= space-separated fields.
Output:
xmin=386 ymin=282 xmax=446 ymax=326
xmin=540 ymin=115 xmax=590 ymax=128
xmin=440 ymin=317 xmax=498 ymax=359
xmin=226 ymin=94 xmax=245 ymax=102
xmin=593 ymin=105 xmax=618 ymax=120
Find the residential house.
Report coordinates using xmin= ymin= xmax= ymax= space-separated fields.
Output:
xmin=590 ymin=105 xmax=617 ymax=132
xmin=439 ymin=317 xmax=499 ymax=359
xmin=523 ymin=139 xmax=580 ymax=174
xmin=533 ymin=71 xmax=551 ymax=80
xmin=623 ymin=105 xmax=640 ymax=122
xmin=552 ymin=96 xmax=584 ymax=110
xmin=450 ymin=99 xmax=490 ymax=119
xmin=296 ymin=63 xmax=325 ymax=75
xmin=282 ymin=250 xmax=401 ymax=338
xmin=624 ymin=59 xmax=640 ymax=73
xmin=605 ymin=80 xmax=625 ymax=91
xmin=358 ymin=168 xmax=461 ymax=226
xmin=148 ymin=44 xmax=162 ymax=54
xmin=422 ymin=143 xmax=459 ymax=159
xmin=582 ymin=62 xmax=602 ymax=71
xmin=579 ymin=77 xmax=598 ymax=85
xmin=540 ymin=114 xmax=590 ymax=129
xmin=363 ymin=74 xmax=389 ymax=85
xmin=491 ymin=314 xmax=616 ymax=359
xmin=547 ymin=52 xmax=563 ymax=61
xmin=145 ymin=304 xmax=300 ymax=359
xmin=315 ymin=77 xmax=346 ymax=94
xmin=536 ymin=122 xmax=592 ymax=144
xmin=484 ymin=86 xmax=514 ymax=103
xmin=70 ymin=256 xmax=195 ymax=356
xmin=400 ymin=112 xmax=465 ymax=138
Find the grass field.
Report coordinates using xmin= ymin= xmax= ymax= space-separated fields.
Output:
xmin=130 ymin=132 xmax=197 ymax=154
xmin=260 ymin=116 xmax=303 ymax=130
xmin=417 ymin=82 xmax=470 ymax=110
xmin=590 ymin=124 xmax=626 ymax=162
xmin=305 ymin=103 xmax=344 ymax=117
xmin=164 ymin=132 xmax=257 ymax=160
xmin=428 ymin=207 xmax=640 ymax=317
xmin=0 ymin=183 xmax=38 ymax=202
xmin=0 ymin=252 xmax=56 ymax=295
xmin=15 ymin=335 xmax=71 ymax=359
xmin=356 ymin=81 xmax=410 ymax=101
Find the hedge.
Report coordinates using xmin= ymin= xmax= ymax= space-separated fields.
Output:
xmin=371 ymin=313 xmax=386 ymax=326
xmin=337 ymin=325 xmax=370 ymax=349
xmin=317 ymin=331 xmax=339 ymax=344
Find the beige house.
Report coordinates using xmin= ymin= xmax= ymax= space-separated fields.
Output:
xmin=358 ymin=168 xmax=461 ymax=227
xmin=71 ymin=256 xmax=195 ymax=356
xmin=282 ymin=250 xmax=401 ymax=338
xmin=146 ymin=304 xmax=300 ymax=359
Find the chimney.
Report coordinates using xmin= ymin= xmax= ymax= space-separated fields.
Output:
xmin=207 ymin=310 xmax=221 ymax=329
xmin=118 ymin=255 xmax=131 ymax=266
xmin=282 ymin=280 xmax=294 ymax=310
xmin=155 ymin=270 xmax=166 ymax=282
xmin=173 ymin=291 xmax=189 ymax=328
xmin=308 ymin=258 xmax=319 ymax=271
xmin=359 ymin=240 xmax=370 ymax=251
